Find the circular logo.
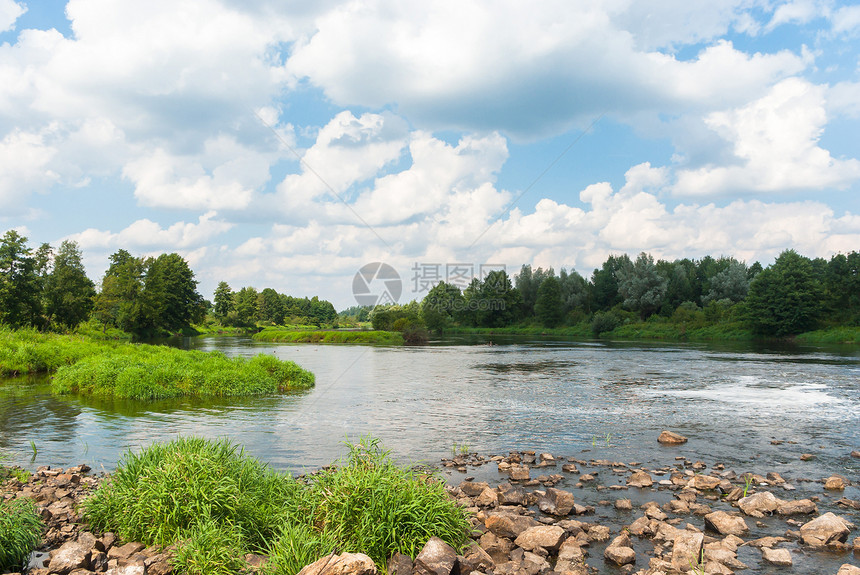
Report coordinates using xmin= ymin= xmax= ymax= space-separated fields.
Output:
xmin=352 ymin=262 xmax=402 ymax=307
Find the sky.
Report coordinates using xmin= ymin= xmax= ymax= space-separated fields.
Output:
xmin=1 ymin=0 xmax=859 ymax=310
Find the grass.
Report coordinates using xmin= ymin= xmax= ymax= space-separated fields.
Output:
xmin=82 ymin=436 xmax=472 ymax=575
xmin=0 ymin=498 xmax=42 ymax=572
xmin=51 ymin=346 xmax=315 ymax=399
xmin=794 ymin=326 xmax=860 ymax=344
xmin=253 ymin=328 xmax=404 ymax=345
xmin=0 ymin=326 xmax=122 ymax=376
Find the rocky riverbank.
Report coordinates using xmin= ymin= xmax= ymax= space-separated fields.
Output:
xmin=2 ymin=434 xmax=859 ymax=575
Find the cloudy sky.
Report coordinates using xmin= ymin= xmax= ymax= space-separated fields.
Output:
xmin=1 ymin=0 xmax=859 ymax=309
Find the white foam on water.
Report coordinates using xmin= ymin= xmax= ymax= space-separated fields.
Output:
xmin=643 ymin=375 xmax=843 ymax=410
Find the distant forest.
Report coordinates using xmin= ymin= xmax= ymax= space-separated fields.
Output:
xmin=342 ymin=250 xmax=859 ymax=339
xmin=0 ymin=230 xmax=337 ymax=337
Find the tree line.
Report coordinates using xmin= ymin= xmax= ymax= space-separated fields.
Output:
xmin=0 ymin=230 xmax=338 ymax=336
xmin=356 ymin=249 xmax=859 ymax=338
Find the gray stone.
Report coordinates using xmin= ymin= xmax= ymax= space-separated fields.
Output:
xmin=800 ymin=512 xmax=852 ymax=547
xmin=761 ymin=547 xmax=792 ymax=566
xmin=414 ymin=537 xmax=457 ymax=575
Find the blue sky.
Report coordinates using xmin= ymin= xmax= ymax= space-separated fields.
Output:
xmin=1 ymin=0 xmax=859 ymax=309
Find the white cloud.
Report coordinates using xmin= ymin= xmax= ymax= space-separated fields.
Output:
xmin=766 ymin=0 xmax=825 ymax=30
xmin=673 ymin=77 xmax=860 ymax=195
xmin=69 ymin=211 xmax=233 ymax=251
xmin=0 ymin=128 xmax=58 ymax=212
xmin=832 ymin=4 xmax=860 ymax=34
xmin=0 ymin=0 xmax=24 ymax=33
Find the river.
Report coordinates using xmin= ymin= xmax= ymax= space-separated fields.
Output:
xmin=1 ymin=335 xmax=857 ymax=479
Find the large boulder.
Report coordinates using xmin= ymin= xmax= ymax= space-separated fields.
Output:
xmin=459 ymin=481 xmax=490 ymax=497
xmin=485 ymin=512 xmax=540 ymax=539
xmin=800 ymin=512 xmax=852 ymax=547
xmin=777 ymin=498 xmax=818 ymax=516
xmin=825 ymin=476 xmax=848 ymax=490
xmin=603 ymin=534 xmax=635 ymax=566
xmin=298 ymin=553 xmax=377 ymax=575
xmin=658 ymin=431 xmax=688 ymax=445
xmin=737 ymin=491 xmax=782 ymax=517
xmin=514 ymin=525 xmax=566 ymax=551
xmin=837 ymin=565 xmax=860 ymax=575
xmin=414 ymin=537 xmax=457 ymax=575
xmin=496 ymin=483 xmax=525 ymax=506
xmin=761 ymin=547 xmax=792 ymax=566
xmin=627 ymin=471 xmax=653 ymax=488
xmin=47 ymin=541 xmax=91 ymax=574
xmin=688 ymin=475 xmax=721 ymax=491
xmin=670 ymin=530 xmax=704 ymax=573
xmin=704 ymin=511 xmax=749 ymax=536
xmin=537 ymin=487 xmax=575 ymax=516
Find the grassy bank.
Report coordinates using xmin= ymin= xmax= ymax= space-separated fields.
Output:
xmin=0 ymin=327 xmax=121 ymax=376
xmin=51 ymin=345 xmax=314 ymax=400
xmin=84 ymin=436 xmax=471 ymax=575
xmin=253 ymin=328 xmax=404 ymax=345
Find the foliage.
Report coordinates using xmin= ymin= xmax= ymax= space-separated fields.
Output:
xmin=51 ymin=345 xmax=315 ymax=399
xmin=43 ymin=240 xmax=96 ymax=330
xmin=702 ymin=260 xmax=749 ymax=304
xmin=515 ymin=265 xmax=554 ymax=317
xmin=253 ymin=328 xmax=403 ymax=345
xmin=591 ymin=310 xmax=622 ymax=337
xmin=0 ymin=498 xmax=42 ymax=572
xmin=0 ymin=327 xmax=122 ymax=376
xmin=746 ymin=250 xmax=823 ymax=336
xmin=212 ymin=281 xmax=235 ymax=319
xmin=534 ymin=276 xmax=563 ymax=327
xmin=83 ymin=437 xmax=472 ymax=575
xmin=617 ymin=252 xmax=667 ymax=319
xmin=0 ymin=230 xmax=43 ymax=328
xmin=421 ymin=282 xmax=465 ymax=333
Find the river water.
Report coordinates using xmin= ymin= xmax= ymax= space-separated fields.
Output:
xmin=1 ymin=335 xmax=857 ymax=478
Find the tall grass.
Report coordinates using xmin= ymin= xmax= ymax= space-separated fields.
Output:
xmin=82 ymin=436 xmax=472 ymax=575
xmin=51 ymin=346 xmax=314 ymax=399
xmin=795 ymin=326 xmax=860 ymax=344
xmin=0 ymin=498 xmax=42 ymax=572
xmin=253 ymin=329 xmax=404 ymax=345
xmin=0 ymin=326 xmax=120 ymax=376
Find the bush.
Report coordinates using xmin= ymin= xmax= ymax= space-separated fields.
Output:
xmin=0 ymin=498 xmax=42 ymax=572
xmin=591 ymin=311 xmax=621 ymax=337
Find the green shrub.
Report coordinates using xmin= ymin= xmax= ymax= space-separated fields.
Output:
xmin=591 ymin=311 xmax=621 ymax=337
xmin=253 ymin=329 xmax=404 ymax=345
xmin=0 ymin=498 xmax=42 ymax=572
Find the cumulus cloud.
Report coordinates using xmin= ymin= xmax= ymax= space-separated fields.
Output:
xmin=673 ymin=78 xmax=860 ymax=195
xmin=0 ymin=0 xmax=24 ymax=32
xmin=69 ymin=211 xmax=233 ymax=252
xmin=0 ymin=128 xmax=58 ymax=212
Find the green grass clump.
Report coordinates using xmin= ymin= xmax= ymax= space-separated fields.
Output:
xmin=253 ymin=329 xmax=404 ymax=345
xmin=303 ymin=437 xmax=472 ymax=565
xmin=0 ymin=498 xmax=42 ymax=572
xmin=83 ymin=437 xmax=472 ymax=575
xmin=795 ymin=326 xmax=860 ymax=344
xmin=0 ymin=327 xmax=121 ymax=376
xmin=51 ymin=346 xmax=314 ymax=399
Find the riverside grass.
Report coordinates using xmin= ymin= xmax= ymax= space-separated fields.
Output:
xmin=82 ymin=437 xmax=472 ymax=575
xmin=0 ymin=326 xmax=121 ymax=376
xmin=51 ymin=345 xmax=314 ymax=400
xmin=0 ymin=498 xmax=42 ymax=572
xmin=253 ymin=328 xmax=404 ymax=345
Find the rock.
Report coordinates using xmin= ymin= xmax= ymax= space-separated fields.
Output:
xmin=604 ymin=534 xmax=635 ymax=566
xmin=459 ymin=481 xmax=490 ymax=497
xmin=851 ymin=450 xmax=860 ymax=459
xmin=479 ymin=532 xmax=513 ymax=565
xmin=387 ymin=552 xmax=413 ymax=575
xmin=615 ymin=499 xmax=633 ymax=511
xmin=777 ymin=498 xmax=818 ymax=516
xmin=414 ymin=537 xmax=457 ymax=575
xmin=485 ymin=512 xmax=540 ymax=539
xmin=670 ymin=530 xmax=704 ymax=573
xmin=515 ymin=525 xmax=566 ymax=551
xmin=107 ymin=542 xmax=146 ymax=561
xmin=298 ymin=554 xmax=377 ymax=575
xmin=628 ymin=516 xmax=656 ymax=537
xmin=47 ymin=541 xmax=91 ymax=574
xmin=761 ymin=547 xmax=792 ymax=566
xmin=587 ymin=525 xmax=611 ymax=542
xmin=737 ymin=491 xmax=782 ymax=517
xmin=688 ymin=475 xmax=721 ymax=491
xmin=658 ymin=431 xmax=688 ymax=445
xmin=800 ymin=512 xmax=852 ymax=547
xmin=557 ymin=538 xmax=585 ymax=562
xmin=800 ymin=453 xmax=815 ymax=461
xmin=105 ymin=566 xmax=146 ymax=575
xmin=537 ymin=487 xmax=575 ymax=516
xmin=475 ymin=487 xmax=498 ymax=508
xmin=837 ymin=565 xmax=860 ymax=575
xmin=825 ymin=476 xmax=848 ymax=490
xmin=497 ymin=483 xmax=525 ymax=506
xmin=704 ymin=547 xmax=747 ymax=570
xmin=704 ymin=511 xmax=749 ymax=536
xmin=627 ymin=471 xmax=653 ymax=488
xmin=510 ymin=466 xmax=530 ymax=481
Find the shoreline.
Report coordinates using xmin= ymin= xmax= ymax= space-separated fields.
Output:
xmin=3 ymin=440 xmax=858 ymax=575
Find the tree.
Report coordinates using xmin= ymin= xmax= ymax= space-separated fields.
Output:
xmin=142 ymin=253 xmax=201 ymax=333
xmin=703 ymin=260 xmax=749 ymax=304
xmin=94 ymin=250 xmax=146 ymax=333
xmin=515 ymin=265 xmax=553 ymax=318
xmin=421 ymin=282 xmax=464 ymax=333
xmin=257 ymin=288 xmax=285 ymax=325
xmin=474 ymin=270 xmax=522 ymax=327
xmin=0 ymin=230 xmax=42 ymax=327
xmin=44 ymin=240 xmax=96 ymax=329
xmin=617 ymin=252 xmax=667 ymax=319
xmin=234 ymin=287 xmax=259 ymax=326
xmin=535 ymin=276 xmax=563 ymax=327
xmin=590 ymin=255 xmax=630 ymax=311
xmin=213 ymin=282 xmax=235 ymax=319
xmin=558 ymin=268 xmax=589 ymax=315
xmin=746 ymin=250 xmax=823 ymax=336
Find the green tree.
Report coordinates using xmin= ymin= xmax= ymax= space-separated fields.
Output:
xmin=44 ymin=240 xmax=96 ymax=329
xmin=617 ymin=252 xmax=667 ymax=319
xmin=234 ymin=287 xmax=259 ymax=326
xmin=213 ymin=282 xmax=235 ymax=319
xmin=590 ymin=255 xmax=630 ymax=311
xmin=258 ymin=288 xmax=285 ymax=325
xmin=558 ymin=268 xmax=589 ymax=315
xmin=94 ymin=250 xmax=146 ymax=333
xmin=534 ymin=276 xmax=563 ymax=327
xmin=474 ymin=270 xmax=522 ymax=327
xmin=746 ymin=250 xmax=823 ymax=336
xmin=823 ymin=252 xmax=860 ymax=324
xmin=703 ymin=260 xmax=749 ymax=304
xmin=515 ymin=265 xmax=553 ymax=318
xmin=142 ymin=253 xmax=201 ymax=333
xmin=421 ymin=282 xmax=464 ymax=333
xmin=0 ymin=230 xmax=42 ymax=327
